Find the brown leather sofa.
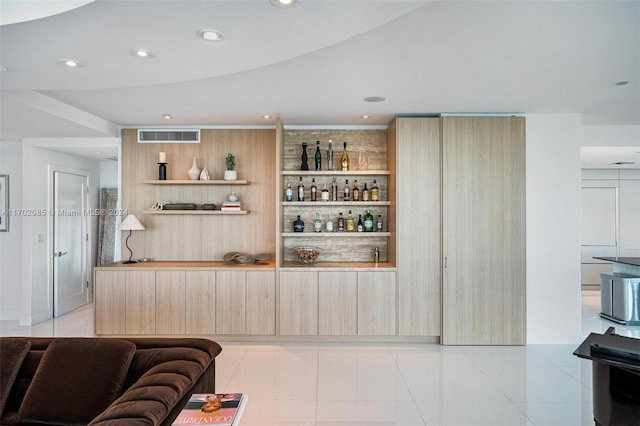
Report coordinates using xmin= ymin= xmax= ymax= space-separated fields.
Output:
xmin=0 ymin=337 xmax=222 ymax=426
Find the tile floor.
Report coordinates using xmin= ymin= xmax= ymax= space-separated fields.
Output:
xmin=0 ymin=290 xmax=637 ymax=425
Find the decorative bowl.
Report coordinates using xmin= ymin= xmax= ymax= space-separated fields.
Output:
xmin=295 ymin=246 xmax=320 ymax=264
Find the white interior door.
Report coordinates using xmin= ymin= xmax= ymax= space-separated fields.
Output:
xmin=54 ymin=171 xmax=89 ymax=317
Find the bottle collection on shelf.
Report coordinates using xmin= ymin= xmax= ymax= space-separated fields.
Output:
xmin=285 ymin=177 xmax=380 ymax=202
xmin=299 ymin=140 xmax=352 ymax=172
xmin=292 ymin=210 xmax=383 ymax=233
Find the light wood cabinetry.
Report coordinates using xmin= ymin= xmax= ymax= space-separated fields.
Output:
xmin=279 ymin=271 xmax=319 ymax=335
xmin=215 ymin=271 xmax=246 ymax=334
xmin=357 ymin=271 xmax=396 ymax=335
xmin=318 ymin=271 xmax=357 ymax=335
xmin=391 ymin=118 xmax=441 ymax=337
xmin=185 ymin=271 xmax=216 ymax=334
xmin=441 ymin=116 xmax=526 ymax=345
xmin=94 ymin=270 xmax=126 ymax=335
xmin=125 ymin=271 xmax=156 ymax=334
xmin=246 ymin=270 xmax=276 ymax=335
xmin=156 ymin=271 xmax=186 ymax=334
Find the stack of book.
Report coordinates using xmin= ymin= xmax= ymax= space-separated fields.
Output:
xmin=220 ymin=201 xmax=242 ymax=211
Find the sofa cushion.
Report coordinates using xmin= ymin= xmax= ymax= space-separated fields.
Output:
xmin=18 ymin=338 xmax=136 ymax=425
xmin=0 ymin=338 xmax=31 ymax=418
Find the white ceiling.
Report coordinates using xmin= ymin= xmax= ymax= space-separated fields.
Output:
xmin=1 ymin=0 xmax=638 ymax=165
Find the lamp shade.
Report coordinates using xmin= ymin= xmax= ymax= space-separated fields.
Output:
xmin=119 ymin=214 xmax=145 ymax=231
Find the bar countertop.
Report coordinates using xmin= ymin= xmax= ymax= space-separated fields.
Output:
xmin=593 ymin=257 xmax=640 ymax=267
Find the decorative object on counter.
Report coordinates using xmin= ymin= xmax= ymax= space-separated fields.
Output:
xmin=187 ymin=156 xmax=200 ymax=180
xmin=150 ymin=200 xmax=170 ymax=210
xmin=327 ymin=140 xmax=333 ymax=170
xmin=374 ymin=247 xmax=380 ymax=263
xmin=300 ymin=142 xmax=309 ymax=170
xmin=314 ymin=140 xmax=321 ymax=171
xmin=119 ymin=214 xmax=145 ymax=264
xmin=223 ymin=251 xmax=270 ymax=264
xmin=295 ymin=246 xmax=320 ymax=264
xmin=199 ymin=165 xmax=210 ymax=180
xmin=224 ymin=153 xmax=237 ymax=180
xmin=202 ymin=204 xmax=216 ymax=210
xmin=293 ymin=215 xmax=304 ymax=232
xmin=158 ymin=151 xmax=167 ymax=180
xmin=162 ymin=203 xmax=197 ymax=210
xmin=228 ymin=191 xmax=239 ymax=202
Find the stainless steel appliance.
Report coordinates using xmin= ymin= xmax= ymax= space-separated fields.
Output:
xmin=600 ymin=272 xmax=640 ymax=325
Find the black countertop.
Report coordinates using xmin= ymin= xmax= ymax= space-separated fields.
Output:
xmin=594 ymin=257 xmax=640 ymax=267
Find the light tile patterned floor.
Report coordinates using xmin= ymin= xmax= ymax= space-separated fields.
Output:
xmin=1 ymin=290 xmax=637 ymax=425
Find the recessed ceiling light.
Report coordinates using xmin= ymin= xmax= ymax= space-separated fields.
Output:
xmin=93 ymin=151 xmax=103 ymax=155
xmin=270 ymin=0 xmax=297 ymax=8
xmin=361 ymin=115 xmax=370 ymax=119
xmin=58 ymin=59 xmax=84 ymax=68
xmin=0 ymin=65 xmax=7 ymax=72
xmin=129 ymin=48 xmax=154 ymax=58
xmin=162 ymin=114 xmax=173 ymax=120
xmin=615 ymin=81 xmax=629 ymax=86
xmin=262 ymin=115 xmax=272 ymax=119
xmin=197 ymin=29 xmax=225 ymax=42
xmin=364 ymin=96 xmax=386 ymax=103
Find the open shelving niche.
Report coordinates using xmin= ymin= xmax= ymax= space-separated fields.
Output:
xmin=278 ymin=128 xmax=396 ymax=268
xmin=143 ymin=179 xmax=251 ymax=215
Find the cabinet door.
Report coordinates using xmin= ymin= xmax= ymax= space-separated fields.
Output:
xmin=357 ymin=271 xmax=396 ymax=336
xmin=94 ymin=270 xmax=126 ymax=335
xmin=216 ymin=271 xmax=246 ymax=334
xmin=441 ymin=116 xmax=526 ymax=345
xmin=619 ymin=180 xmax=640 ymax=257
xmin=279 ymin=271 xmax=318 ymax=335
xmin=246 ymin=271 xmax=276 ymax=335
xmin=156 ymin=271 xmax=186 ymax=334
xmin=394 ymin=117 xmax=441 ymax=336
xmin=318 ymin=271 xmax=357 ymax=335
xmin=185 ymin=271 xmax=216 ymax=334
xmin=125 ymin=271 xmax=156 ymax=334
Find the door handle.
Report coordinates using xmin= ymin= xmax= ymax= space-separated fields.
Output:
xmin=54 ymin=251 xmax=68 ymax=257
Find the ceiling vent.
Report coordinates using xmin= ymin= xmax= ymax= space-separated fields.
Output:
xmin=137 ymin=129 xmax=200 ymax=143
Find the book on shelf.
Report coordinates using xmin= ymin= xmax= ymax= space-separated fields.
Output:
xmin=172 ymin=393 xmax=246 ymax=426
xmin=220 ymin=206 xmax=242 ymax=211
xmin=221 ymin=201 xmax=242 ymax=207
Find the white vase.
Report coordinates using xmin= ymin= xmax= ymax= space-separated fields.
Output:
xmin=188 ymin=157 xmax=200 ymax=180
xmin=199 ymin=166 xmax=210 ymax=181
xmin=224 ymin=170 xmax=237 ymax=181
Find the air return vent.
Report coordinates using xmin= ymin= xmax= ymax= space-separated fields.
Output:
xmin=137 ymin=129 xmax=200 ymax=143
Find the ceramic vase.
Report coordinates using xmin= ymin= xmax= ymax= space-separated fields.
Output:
xmin=224 ymin=170 xmax=237 ymax=181
xmin=200 ymin=166 xmax=210 ymax=180
xmin=188 ymin=157 xmax=200 ymax=180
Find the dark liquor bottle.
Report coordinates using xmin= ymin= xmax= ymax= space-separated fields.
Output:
xmin=331 ymin=178 xmax=338 ymax=201
xmin=321 ymin=182 xmax=329 ymax=201
xmin=293 ymin=215 xmax=304 ymax=232
xmin=371 ymin=179 xmax=379 ymax=201
xmin=357 ymin=214 xmax=364 ymax=232
xmin=343 ymin=179 xmax=350 ymax=201
xmin=341 ymin=142 xmax=350 ymax=171
xmin=346 ymin=210 xmax=355 ymax=232
xmin=315 ymin=140 xmax=322 ymax=171
xmin=337 ymin=212 xmax=345 ymax=232
xmin=361 ymin=182 xmax=369 ymax=201
xmin=285 ymin=180 xmax=293 ymax=202
xmin=352 ymin=179 xmax=360 ymax=202
xmin=376 ymin=214 xmax=383 ymax=232
xmin=298 ymin=176 xmax=305 ymax=202
xmin=364 ymin=210 xmax=374 ymax=232
xmin=301 ymin=143 xmax=309 ymax=170
xmin=310 ymin=178 xmax=317 ymax=201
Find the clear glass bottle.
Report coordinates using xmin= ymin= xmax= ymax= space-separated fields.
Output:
xmin=314 ymin=213 xmax=322 ymax=232
xmin=346 ymin=210 xmax=355 ymax=232
xmin=331 ymin=178 xmax=338 ymax=201
xmin=327 ymin=140 xmax=333 ymax=170
xmin=315 ymin=140 xmax=322 ymax=171
xmin=310 ymin=178 xmax=317 ymax=201
xmin=321 ymin=182 xmax=329 ymax=201
xmin=371 ymin=179 xmax=379 ymax=201
xmin=341 ymin=142 xmax=350 ymax=171
xmin=326 ymin=214 xmax=334 ymax=232
xmin=376 ymin=214 xmax=383 ymax=232
xmin=337 ymin=212 xmax=345 ymax=232
xmin=343 ymin=179 xmax=350 ymax=201
xmin=298 ymin=176 xmax=304 ymax=202
xmin=352 ymin=179 xmax=360 ymax=202
xmin=364 ymin=210 xmax=374 ymax=232
xmin=285 ymin=179 xmax=293 ymax=202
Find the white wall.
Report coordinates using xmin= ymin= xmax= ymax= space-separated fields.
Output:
xmin=0 ymin=141 xmax=24 ymax=320
xmin=526 ymin=114 xmax=583 ymax=343
xmin=16 ymin=141 xmax=101 ymax=325
xmin=582 ymin=125 xmax=640 ymax=147
xmin=100 ymin=161 xmax=118 ymax=188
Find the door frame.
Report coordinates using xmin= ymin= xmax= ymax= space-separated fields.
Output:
xmin=48 ymin=165 xmax=92 ymax=316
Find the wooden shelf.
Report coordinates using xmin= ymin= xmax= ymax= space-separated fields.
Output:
xmin=280 ymin=261 xmax=396 ymax=270
xmin=145 ymin=209 xmax=249 ymax=215
xmin=282 ymin=232 xmax=390 ymax=237
xmin=145 ymin=180 xmax=250 ymax=185
xmin=282 ymin=170 xmax=390 ymax=176
xmin=282 ymin=201 xmax=390 ymax=206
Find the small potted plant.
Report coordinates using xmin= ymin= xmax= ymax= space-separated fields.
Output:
xmin=224 ymin=153 xmax=237 ymax=180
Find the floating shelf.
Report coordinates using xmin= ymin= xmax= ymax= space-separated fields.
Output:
xmin=282 ymin=201 xmax=391 ymax=206
xmin=281 ymin=170 xmax=390 ymax=176
xmin=282 ymin=232 xmax=390 ymax=237
xmin=145 ymin=180 xmax=250 ymax=185
xmin=145 ymin=209 xmax=249 ymax=215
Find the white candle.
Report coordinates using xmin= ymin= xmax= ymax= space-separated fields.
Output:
xmin=159 ymin=152 xmax=166 ymax=163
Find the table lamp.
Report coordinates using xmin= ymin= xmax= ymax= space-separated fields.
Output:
xmin=119 ymin=214 xmax=145 ymax=264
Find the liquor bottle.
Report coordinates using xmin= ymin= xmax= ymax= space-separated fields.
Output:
xmin=346 ymin=210 xmax=355 ymax=232
xmin=362 ymin=182 xmax=369 ymax=201
xmin=352 ymin=180 xmax=360 ymax=202
xmin=376 ymin=214 xmax=383 ymax=232
xmin=300 ymin=143 xmax=309 ymax=170
xmin=315 ymin=140 xmax=322 ymax=171
xmin=340 ymin=142 xmax=350 ymax=171
xmin=357 ymin=214 xmax=364 ymax=232
xmin=371 ymin=179 xmax=379 ymax=201
xmin=285 ymin=180 xmax=293 ymax=202
xmin=321 ymin=182 xmax=329 ymax=201
xmin=343 ymin=179 xmax=350 ymax=201
xmin=326 ymin=214 xmax=334 ymax=232
xmin=293 ymin=215 xmax=304 ymax=232
xmin=314 ymin=213 xmax=322 ymax=232
xmin=331 ymin=178 xmax=338 ymax=201
xmin=298 ymin=176 xmax=305 ymax=202
xmin=327 ymin=140 xmax=334 ymax=170
xmin=364 ymin=210 xmax=374 ymax=232
xmin=310 ymin=178 xmax=317 ymax=201
xmin=337 ymin=212 xmax=345 ymax=232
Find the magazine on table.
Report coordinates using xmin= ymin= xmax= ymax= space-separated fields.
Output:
xmin=172 ymin=393 xmax=246 ymax=426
